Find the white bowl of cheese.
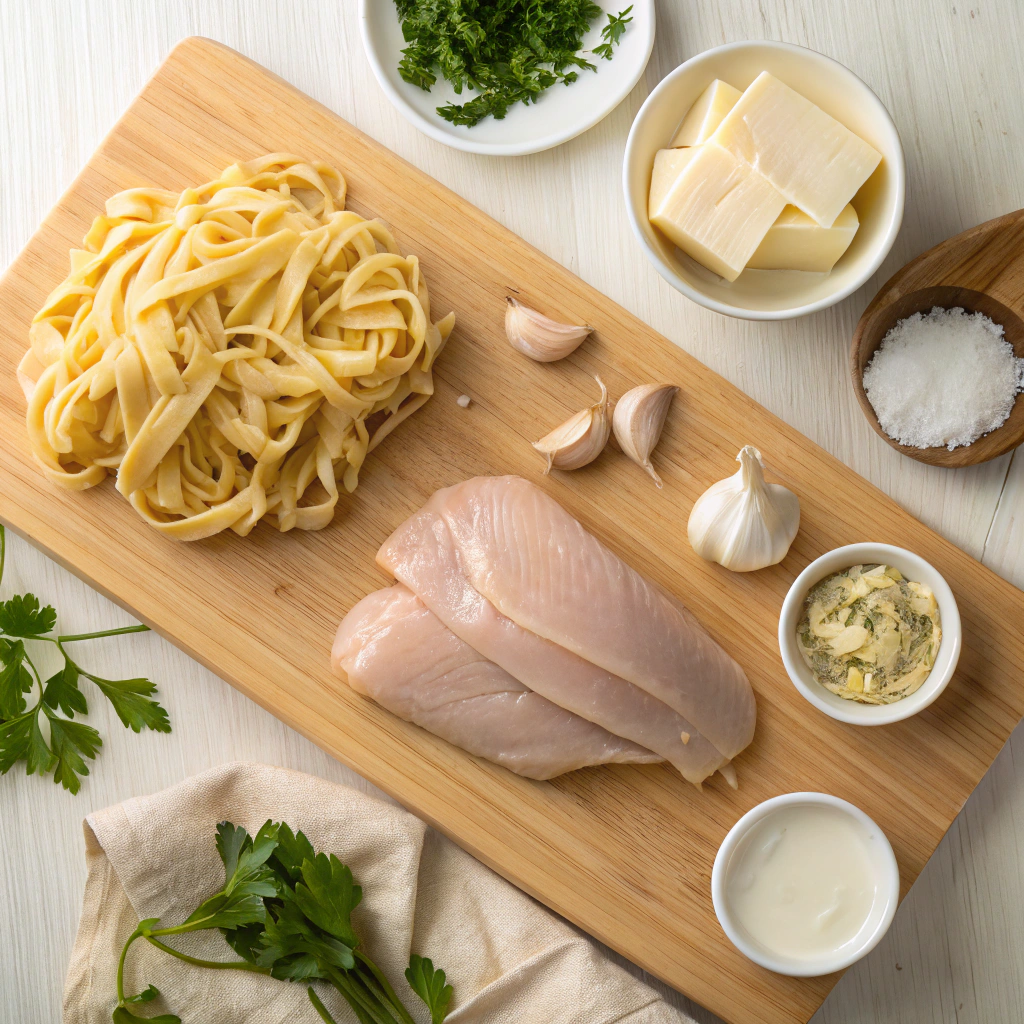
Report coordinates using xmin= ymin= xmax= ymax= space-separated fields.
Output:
xmin=623 ymin=41 xmax=905 ymax=320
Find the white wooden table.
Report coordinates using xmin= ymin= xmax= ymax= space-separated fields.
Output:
xmin=2 ymin=2 xmax=1023 ymax=1021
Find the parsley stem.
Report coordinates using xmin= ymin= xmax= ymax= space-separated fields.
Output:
xmin=353 ymin=963 xmax=405 ymax=1022
xmin=116 ymin=927 xmax=144 ymax=1005
xmin=21 ymin=647 xmax=45 ymax=701
xmin=327 ymin=967 xmax=400 ymax=1024
xmin=355 ymin=953 xmax=416 ymax=1024
xmin=308 ymin=987 xmax=342 ymax=1024
xmin=58 ymin=624 xmax=150 ymax=642
xmin=144 ymin=935 xmax=272 ymax=973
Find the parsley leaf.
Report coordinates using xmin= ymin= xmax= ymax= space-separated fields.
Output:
xmin=406 ymin=955 xmax=453 ymax=1024
xmin=42 ymin=659 xmax=89 ymax=718
xmin=257 ymin=901 xmax=354 ymax=977
xmin=593 ymin=6 xmax=633 ymax=59
xmin=0 ymin=710 xmax=56 ymax=776
xmin=123 ymin=984 xmax=160 ymax=1005
xmin=0 ymin=523 xmax=169 ymax=795
xmin=88 ymin=675 xmax=171 ymax=733
xmin=216 ymin=820 xmax=252 ymax=880
xmin=0 ymin=713 xmax=43 ymax=774
xmin=221 ymin=820 xmax=280 ymax=895
xmin=46 ymin=715 xmax=102 ymax=793
xmin=180 ymin=888 xmax=269 ymax=932
xmin=0 ymin=593 xmax=57 ymax=637
xmin=271 ymin=821 xmax=317 ymax=883
xmin=394 ymin=0 xmax=631 ymax=127
xmin=293 ymin=853 xmax=362 ymax=948
xmin=0 ymin=639 xmax=33 ymax=718
xmin=179 ymin=821 xmax=281 ymax=931
xmin=221 ymin=920 xmax=266 ymax=964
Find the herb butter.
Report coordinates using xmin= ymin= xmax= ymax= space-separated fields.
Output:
xmin=797 ymin=564 xmax=941 ymax=704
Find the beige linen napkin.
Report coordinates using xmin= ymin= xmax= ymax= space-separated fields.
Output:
xmin=64 ymin=762 xmax=695 ymax=1024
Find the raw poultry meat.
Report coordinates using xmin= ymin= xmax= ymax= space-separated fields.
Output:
xmin=333 ymin=584 xmax=662 ymax=780
xmin=377 ymin=505 xmax=732 ymax=785
xmin=381 ymin=476 xmax=755 ymax=762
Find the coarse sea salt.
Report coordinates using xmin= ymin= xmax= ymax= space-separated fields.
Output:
xmin=862 ymin=306 xmax=1024 ymax=450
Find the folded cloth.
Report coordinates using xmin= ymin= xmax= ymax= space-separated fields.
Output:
xmin=64 ymin=762 xmax=695 ymax=1024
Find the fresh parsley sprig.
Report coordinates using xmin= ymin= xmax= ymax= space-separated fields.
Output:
xmin=592 ymin=5 xmax=634 ymax=60
xmin=405 ymin=955 xmax=452 ymax=1024
xmin=115 ymin=820 xmax=454 ymax=1024
xmin=394 ymin=1 xmax=634 ymax=127
xmin=0 ymin=523 xmax=170 ymax=794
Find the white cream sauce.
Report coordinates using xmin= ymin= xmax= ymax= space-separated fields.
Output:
xmin=726 ymin=804 xmax=878 ymax=960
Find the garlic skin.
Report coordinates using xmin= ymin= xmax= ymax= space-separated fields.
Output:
xmin=533 ymin=376 xmax=611 ymax=472
xmin=687 ymin=446 xmax=800 ymax=572
xmin=505 ymin=297 xmax=592 ymax=362
xmin=612 ymin=383 xmax=678 ymax=488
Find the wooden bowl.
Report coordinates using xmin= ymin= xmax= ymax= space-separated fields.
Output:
xmin=851 ymin=209 xmax=1024 ymax=468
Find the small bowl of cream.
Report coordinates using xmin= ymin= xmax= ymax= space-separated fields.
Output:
xmin=712 ymin=793 xmax=900 ymax=976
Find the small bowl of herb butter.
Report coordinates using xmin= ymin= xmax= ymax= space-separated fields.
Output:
xmin=359 ymin=0 xmax=655 ymax=156
xmin=778 ymin=543 xmax=961 ymax=725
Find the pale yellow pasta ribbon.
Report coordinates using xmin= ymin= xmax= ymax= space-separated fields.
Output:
xmin=21 ymin=154 xmax=455 ymax=541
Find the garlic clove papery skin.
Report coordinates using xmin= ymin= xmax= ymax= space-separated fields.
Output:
xmin=612 ymin=383 xmax=678 ymax=488
xmin=505 ymin=297 xmax=592 ymax=362
xmin=532 ymin=376 xmax=611 ymax=472
xmin=687 ymin=446 xmax=800 ymax=572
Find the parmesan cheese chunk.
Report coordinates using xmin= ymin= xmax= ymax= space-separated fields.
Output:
xmin=670 ymin=79 xmax=742 ymax=146
xmin=649 ymin=142 xmax=786 ymax=282
xmin=747 ymin=203 xmax=859 ymax=272
xmin=712 ymin=72 xmax=882 ymax=228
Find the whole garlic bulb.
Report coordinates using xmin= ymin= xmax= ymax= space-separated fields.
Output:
xmin=532 ymin=375 xmax=611 ymax=472
xmin=687 ymin=446 xmax=800 ymax=572
xmin=505 ymin=297 xmax=592 ymax=362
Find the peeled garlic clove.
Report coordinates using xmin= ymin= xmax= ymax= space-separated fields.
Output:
xmin=505 ymin=297 xmax=592 ymax=362
xmin=612 ymin=383 xmax=678 ymax=488
xmin=533 ymin=376 xmax=611 ymax=473
xmin=687 ymin=445 xmax=800 ymax=572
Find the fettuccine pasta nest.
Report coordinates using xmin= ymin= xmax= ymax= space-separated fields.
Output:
xmin=20 ymin=154 xmax=454 ymax=541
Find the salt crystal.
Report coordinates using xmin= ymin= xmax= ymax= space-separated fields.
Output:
xmin=456 ymin=394 xmax=472 ymax=408
xmin=862 ymin=306 xmax=1024 ymax=450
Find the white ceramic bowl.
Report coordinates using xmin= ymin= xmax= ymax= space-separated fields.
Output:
xmin=359 ymin=0 xmax=655 ymax=156
xmin=623 ymin=41 xmax=906 ymax=319
xmin=779 ymin=543 xmax=961 ymax=725
xmin=712 ymin=792 xmax=900 ymax=976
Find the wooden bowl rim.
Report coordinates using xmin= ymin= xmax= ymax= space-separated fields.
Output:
xmin=850 ymin=284 xmax=1024 ymax=468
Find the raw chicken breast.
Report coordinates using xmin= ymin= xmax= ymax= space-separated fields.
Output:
xmin=388 ymin=476 xmax=755 ymax=760
xmin=333 ymin=585 xmax=662 ymax=780
xmin=377 ymin=510 xmax=730 ymax=785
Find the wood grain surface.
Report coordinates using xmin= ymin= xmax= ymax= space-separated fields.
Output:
xmin=851 ymin=208 xmax=1024 ymax=467
xmin=2 ymin=34 xmax=1023 ymax=1024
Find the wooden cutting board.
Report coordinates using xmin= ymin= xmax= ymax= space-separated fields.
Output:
xmin=2 ymin=37 xmax=1022 ymax=1024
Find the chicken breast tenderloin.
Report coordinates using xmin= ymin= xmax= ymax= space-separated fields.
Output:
xmin=377 ymin=508 xmax=730 ymax=785
xmin=415 ymin=476 xmax=756 ymax=761
xmin=333 ymin=585 xmax=662 ymax=780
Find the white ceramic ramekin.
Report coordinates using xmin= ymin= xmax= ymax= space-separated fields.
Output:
xmin=712 ymin=792 xmax=900 ymax=976
xmin=623 ymin=41 xmax=906 ymax=320
xmin=779 ymin=543 xmax=962 ymax=725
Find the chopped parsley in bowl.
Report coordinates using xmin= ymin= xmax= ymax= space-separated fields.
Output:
xmin=394 ymin=1 xmax=634 ymax=127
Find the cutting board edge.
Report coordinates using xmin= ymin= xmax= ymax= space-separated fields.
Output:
xmin=0 ymin=35 xmax=1021 ymax=1024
